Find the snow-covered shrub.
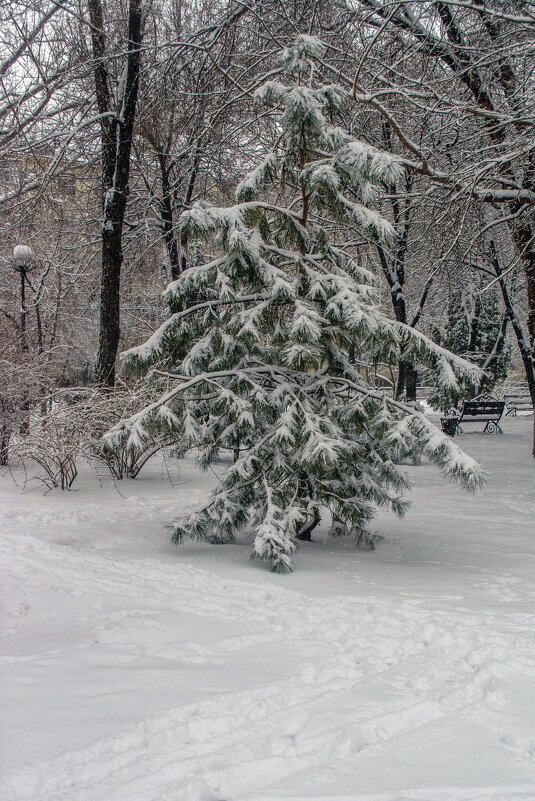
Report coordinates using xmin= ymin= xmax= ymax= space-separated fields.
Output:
xmin=110 ymin=36 xmax=485 ymax=572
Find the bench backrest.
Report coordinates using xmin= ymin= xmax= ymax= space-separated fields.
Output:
xmin=461 ymin=400 xmax=505 ymax=417
xmin=504 ymin=393 xmax=532 ymax=403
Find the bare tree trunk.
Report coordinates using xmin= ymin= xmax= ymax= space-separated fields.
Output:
xmin=96 ymin=220 xmax=125 ymax=386
xmin=394 ymin=361 xmax=417 ymax=403
xmin=178 ymin=147 xmax=203 ymax=275
xmin=0 ymin=424 xmax=10 ymax=466
xmin=90 ymin=0 xmax=145 ymax=388
xmin=157 ymin=153 xmax=181 ymax=282
xmin=377 ymin=244 xmax=418 ymax=402
xmin=510 ymin=215 xmax=535 ymax=361
xmin=375 ymin=166 xmax=419 ymax=401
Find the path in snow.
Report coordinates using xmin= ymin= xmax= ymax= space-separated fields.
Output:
xmin=1 ymin=416 xmax=535 ymax=800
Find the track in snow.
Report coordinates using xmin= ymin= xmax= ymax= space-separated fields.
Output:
xmin=1 ymin=418 xmax=535 ymax=800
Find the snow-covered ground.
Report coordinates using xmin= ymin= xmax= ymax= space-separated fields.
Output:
xmin=1 ymin=416 xmax=535 ymax=801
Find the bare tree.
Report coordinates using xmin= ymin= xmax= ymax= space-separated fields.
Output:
xmin=325 ymin=0 xmax=535 ymax=450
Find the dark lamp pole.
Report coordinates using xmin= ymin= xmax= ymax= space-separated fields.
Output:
xmin=12 ymin=245 xmax=37 ymax=353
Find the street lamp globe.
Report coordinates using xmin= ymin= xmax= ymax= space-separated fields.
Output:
xmin=12 ymin=244 xmax=36 ymax=271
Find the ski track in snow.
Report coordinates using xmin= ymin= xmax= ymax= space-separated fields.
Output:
xmin=1 ymin=420 xmax=535 ymax=801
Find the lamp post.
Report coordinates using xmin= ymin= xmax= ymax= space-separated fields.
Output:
xmin=12 ymin=245 xmax=37 ymax=353
xmin=11 ymin=245 xmax=39 ymax=435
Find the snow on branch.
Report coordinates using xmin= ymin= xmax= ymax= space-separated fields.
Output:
xmin=235 ymin=153 xmax=277 ymax=202
xmin=394 ymin=322 xmax=484 ymax=388
xmin=121 ymin=294 xmax=271 ymax=372
xmin=335 ymin=141 xmax=403 ymax=187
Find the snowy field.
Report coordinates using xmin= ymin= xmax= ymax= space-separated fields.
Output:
xmin=1 ymin=416 xmax=535 ymax=801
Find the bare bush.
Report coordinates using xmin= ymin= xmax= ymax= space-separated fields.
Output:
xmin=10 ymin=381 xmax=174 ymax=489
xmin=0 ymin=334 xmax=51 ymax=466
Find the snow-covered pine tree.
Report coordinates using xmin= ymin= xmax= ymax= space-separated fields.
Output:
xmin=109 ymin=35 xmax=485 ymax=572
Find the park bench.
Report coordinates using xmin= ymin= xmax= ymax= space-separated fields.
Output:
xmin=452 ymin=398 xmax=506 ymax=434
xmin=504 ymin=387 xmax=533 ymax=416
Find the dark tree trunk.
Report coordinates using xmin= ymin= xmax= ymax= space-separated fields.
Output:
xmin=395 ymin=361 xmax=418 ymax=402
xmin=158 ymin=154 xmax=180 ymax=283
xmin=90 ymin=0 xmax=144 ymax=388
xmin=0 ymin=425 xmax=10 ymax=466
xmin=390 ymin=281 xmax=417 ymax=401
xmin=296 ymin=510 xmax=321 ymax=541
xmin=375 ymin=171 xmax=420 ymax=402
xmin=510 ymin=215 xmax=535 ymax=363
xmin=468 ymin=294 xmax=481 ymax=353
xmin=96 ymin=219 xmax=125 ymax=386
xmin=295 ymin=473 xmax=321 ymax=541
xmin=178 ymin=148 xmax=202 ymax=274
xmin=406 ymin=363 xmax=418 ymax=402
